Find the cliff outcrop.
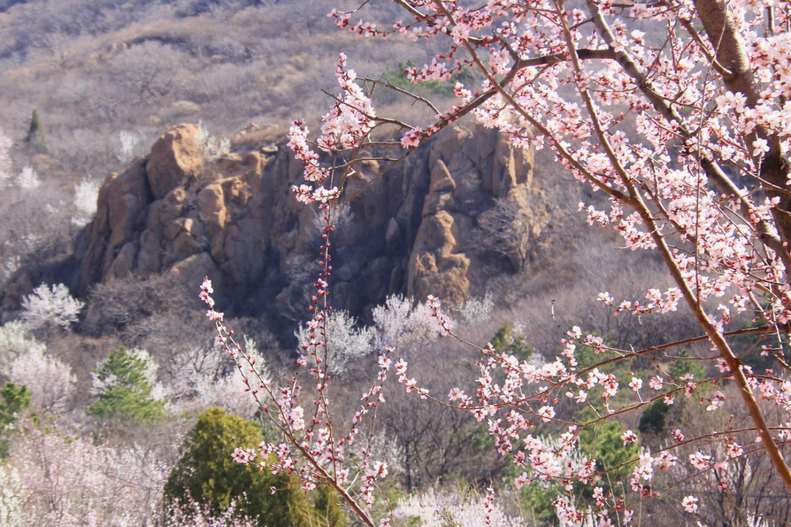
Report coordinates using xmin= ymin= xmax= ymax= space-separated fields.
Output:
xmin=14 ymin=123 xmax=555 ymax=325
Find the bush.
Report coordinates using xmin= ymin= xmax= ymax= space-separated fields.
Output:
xmin=0 ymin=383 xmax=30 ymax=458
xmin=579 ymin=421 xmax=638 ymax=487
xmin=24 ymin=109 xmax=46 ymax=150
xmin=638 ymin=399 xmax=671 ymax=436
xmin=164 ymin=408 xmax=345 ymax=527
xmin=88 ymin=347 xmax=166 ymax=424
xmin=490 ymin=323 xmax=532 ymax=361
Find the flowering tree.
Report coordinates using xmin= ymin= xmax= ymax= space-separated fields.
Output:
xmin=72 ymin=178 xmax=100 ymax=227
xmin=20 ymin=283 xmax=84 ymax=331
xmin=0 ymin=128 xmax=11 ymax=188
xmin=7 ymin=346 xmax=76 ymax=412
xmin=163 ymin=337 xmax=271 ymax=418
xmin=16 ymin=166 xmax=41 ymax=191
xmin=7 ymin=427 xmax=170 ymax=526
xmin=0 ymin=321 xmax=46 ymax=365
xmin=117 ymin=129 xmax=142 ymax=164
xmin=295 ymin=310 xmax=375 ymax=376
xmin=202 ymin=0 xmax=791 ymax=524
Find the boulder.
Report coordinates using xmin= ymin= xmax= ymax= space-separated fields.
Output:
xmin=61 ymin=122 xmax=551 ymax=333
xmin=146 ymin=124 xmax=204 ymax=199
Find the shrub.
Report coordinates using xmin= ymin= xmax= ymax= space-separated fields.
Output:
xmin=490 ymin=323 xmax=532 ymax=361
xmin=579 ymin=421 xmax=638 ymax=488
xmin=24 ymin=109 xmax=46 ymax=150
xmin=88 ymin=347 xmax=166 ymax=424
xmin=638 ymin=399 xmax=671 ymax=436
xmin=0 ymin=383 xmax=30 ymax=458
xmin=164 ymin=408 xmax=345 ymax=527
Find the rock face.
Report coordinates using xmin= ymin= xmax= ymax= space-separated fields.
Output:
xmin=68 ymin=123 xmax=551 ymax=326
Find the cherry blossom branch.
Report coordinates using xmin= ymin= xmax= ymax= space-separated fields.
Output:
xmin=429 ymin=0 xmax=634 ymax=204
xmin=556 ymin=0 xmax=791 ymax=491
xmin=583 ymin=0 xmax=791 ymax=275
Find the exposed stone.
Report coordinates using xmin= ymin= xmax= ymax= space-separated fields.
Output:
xmin=146 ymin=124 xmax=204 ymax=199
xmin=170 ymin=100 xmax=201 ymax=116
xmin=408 ymin=211 xmax=472 ymax=307
xmin=72 ymin=159 xmax=150 ymax=292
xmin=107 ymin=242 xmax=136 ymax=279
xmin=55 ymin=122 xmax=552 ymax=335
xmin=385 ymin=218 xmax=400 ymax=245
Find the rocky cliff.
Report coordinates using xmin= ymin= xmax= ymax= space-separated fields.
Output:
xmin=12 ymin=123 xmax=556 ymax=326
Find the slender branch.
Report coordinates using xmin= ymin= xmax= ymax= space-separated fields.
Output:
xmin=430 ymin=0 xmax=634 ymax=204
xmin=576 ymin=325 xmax=775 ymax=377
xmin=561 ymin=0 xmax=791 ymax=492
xmin=361 ymin=77 xmax=441 ymax=115
xmin=584 ymin=0 xmax=791 ymax=275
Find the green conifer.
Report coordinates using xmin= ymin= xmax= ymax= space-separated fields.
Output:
xmin=87 ymin=347 xmax=166 ymax=424
xmin=0 ymin=383 xmax=30 ymax=458
xmin=164 ymin=408 xmax=346 ymax=526
xmin=24 ymin=109 xmax=46 ymax=150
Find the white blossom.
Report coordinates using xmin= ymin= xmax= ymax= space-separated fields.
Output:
xmin=72 ymin=178 xmax=100 ymax=226
xmin=20 ymin=283 xmax=84 ymax=330
xmin=8 ymin=346 xmax=76 ymax=412
xmin=16 ymin=166 xmax=41 ymax=190
xmin=296 ymin=310 xmax=374 ymax=375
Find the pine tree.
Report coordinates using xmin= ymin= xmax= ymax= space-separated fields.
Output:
xmin=0 ymin=383 xmax=30 ymax=458
xmin=88 ymin=348 xmax=165 ymax=424
xmin=24 ymin=109 xmax=46 ymax=150
xmin=491 ymin=323 xmax=533 ymax=361
xmin=164 ymin=408 xmax=346 ymax=526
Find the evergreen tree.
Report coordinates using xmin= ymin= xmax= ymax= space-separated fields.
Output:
xmin=491 ymin=323 xmax=533 ymax=361
xmin=164 ymin=408 xmax=346 ymax=526
xmin=638 ymin=399 xmax=671 ymax=435
xmin=0 ymin=383 xmax=30 ymax=458
xmin=24 ymin=109 xmax=46 ymax=150
xmin=88 ymin=348 xmax=165 ymax=424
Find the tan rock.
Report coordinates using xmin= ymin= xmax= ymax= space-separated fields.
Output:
xmin=408 ymin=211 xmax=471 ymax=307
xmin=146 ymin=124 xmax=204 ymax=199
xmin=198 ymin=183 xmax=228 ymax=232
xmin=73 ymin=159 xmax=149 ymax=292
xmin=59 ymin=122 xmax=554 ymax=335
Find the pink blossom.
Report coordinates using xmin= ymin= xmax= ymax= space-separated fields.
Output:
xmin=682 ymin=496 xmax=699 ymax=513
xmin=537 ymin=405 xmax=555 ymax=422
xmin=622 ymin=430 xmax=638 ymax=444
